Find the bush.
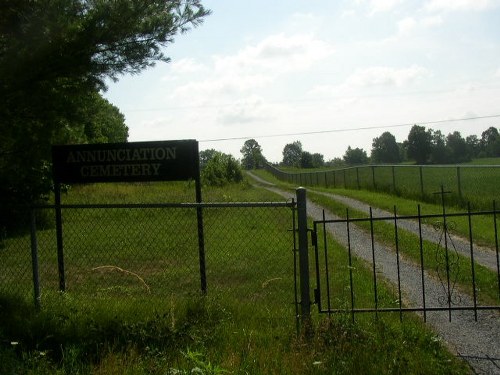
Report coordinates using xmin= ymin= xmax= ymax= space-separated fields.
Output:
xmin=201 ymin=152 xmax=243 ymax=186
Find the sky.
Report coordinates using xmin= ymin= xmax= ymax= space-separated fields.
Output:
xmin=103 ymin=0 xmax=500 ymax=163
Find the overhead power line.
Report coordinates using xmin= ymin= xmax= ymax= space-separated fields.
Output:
xmin=199 ymin=114 xmax=500 ymax=143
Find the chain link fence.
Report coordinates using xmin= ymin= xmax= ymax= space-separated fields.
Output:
xmin=266 ymin=163 xmax=500 ymax=209
xmin=0 ymin=202 xmax=297 ymax=319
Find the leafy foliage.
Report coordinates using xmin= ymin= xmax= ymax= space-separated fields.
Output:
xmin=371 ymin=131 xmax=401 ymax=163
xmin=406 ymin=125 xmax=432 ymax=164
xmin=0 ymin=0 xmax=210 ymax=232
xmin=281 ymin=141 xmax=324 ymax=169
xmin=282 ymin=141 xmax=303 ymax=167
xmin=201 ymin=151 xmax=243 ymax=186
xmin=480 ymin=127 xmax=500 ymax=157
xmin=240 ymin=139 xmax=266 ymax=170
xmin=343 ymin=146 xmax=369 ymax=165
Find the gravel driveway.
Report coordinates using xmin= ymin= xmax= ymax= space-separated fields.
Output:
xmin=247 ymin=172 xmax=500 ymax=374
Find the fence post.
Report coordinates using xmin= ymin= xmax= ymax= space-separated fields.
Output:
xmin=457 ymin=166 xmax=462 ymax=201
xmin=30 ymin=208 xmax=41 ymax=310
xmin=371 ymin=166 xmax=376 ymax=190
xmin=392 ymin=166 xmax=396 ymax=192
xmin=54 ymin=183 xmax=66 ymax=292
xmin=296 ymin=187 xmax=311 ymax=328
xmin=419 ymin=166 xmax=424 ymax=198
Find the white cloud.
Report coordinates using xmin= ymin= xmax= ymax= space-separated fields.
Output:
xmin=421 ymin=15 xmax=444 ymax=27
xmin=346 ymin=65 xmax=429 ymax=87
xmin=216 ymin=96 xmax=271 ymax=126
xmin=495 ymin=68 xmax=500 ymax=78
xmin=397 ymin=17 xmax=417 ymax=35
xmin=213 ymin=33 xmax=334 ymax=75
xmin=379 ymin=14 xmax=442 ymax=43
xmin=170 ymin=73 xmax=272 ymax=101
xmin=369 ymin=0 xmax=403 ymax=13
xmin=170 ymin=58 xmax=206 ymax=74
xmin=424 ymin=0 xmax=499 ymax=12
xmin=168 ymin=33 xmax=334 ymax=106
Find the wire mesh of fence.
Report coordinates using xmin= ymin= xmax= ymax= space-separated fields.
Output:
xmin=266 ymin=163 xmax=500 ymax=209
xmin=0 ymin=202 xmax=296 ymax=319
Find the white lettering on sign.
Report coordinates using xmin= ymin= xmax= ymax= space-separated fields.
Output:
xmin=80 ymin=164 xmax=162 ymax=178
xmin=66 ymin=147 xmax=176 ymax=164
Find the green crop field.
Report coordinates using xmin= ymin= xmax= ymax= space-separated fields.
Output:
xmin=0 ymin=181 xmax=469 ymax=374
xmin=267 ymin=160 xmax=500 ymax=209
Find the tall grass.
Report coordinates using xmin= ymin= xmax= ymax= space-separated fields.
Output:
xmin=266 ymin=161 xmax=500 ymax=209
xmin=0 ymin=180 xmax=469 ymax=374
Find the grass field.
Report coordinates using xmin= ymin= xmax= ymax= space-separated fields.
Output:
xmin=252 ymin=168 xmax=500 ymax=308
xmin=0 ymin=181 xmax=470 ymax=374
xmin=268 ymin=158 xmax=500 ymax=209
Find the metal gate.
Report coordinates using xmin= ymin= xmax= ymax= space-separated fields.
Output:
xmin=309 ymin=198 xmax=500 ymax=322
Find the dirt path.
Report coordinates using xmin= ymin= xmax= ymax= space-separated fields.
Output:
xmin=247 ymin=172 xmax=500 ymax=374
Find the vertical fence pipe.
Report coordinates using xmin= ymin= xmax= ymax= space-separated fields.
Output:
xmin=440 ymin=186 xmax=452 ymax=322
xmin=313 ymin=222 xmax=322 ymax=312
xmin=322 ymin=210 xmax=332 ymax=316
xmin=369 ymin=207 xmax=378 ymax=318
xmin=392 ymin=166 xmax=396 ymax=192
xmin=419 ymin=166 xmax=424 ymax=198
xmin=417 ymin=205 xmax=427 ymax=322
xmin=372 ymin=166 xmax=376 ymax=190
xmin=457 ymin=167 xmax=462 ymax=202
xmin=346 ymin=209 xmax=355 ymax=323
xmin=195 ymin=178 xmax=207 ymax=295
xmin=54 ymin=183 xmax=66 ymax=292
xmin=292 ymin=199 xmax=300 ymax=336
xmin=296 ymin=187 xmax=311 ymax=325
xmin=393 ymin=206 xmax=403 ymax=321
xmin=467 ymin=202 xmax=478 ymax=321
xmin=30 ymin=209 xmax=41 ymax=310
xmin=494 ymin=200 xmax=500 ymax=300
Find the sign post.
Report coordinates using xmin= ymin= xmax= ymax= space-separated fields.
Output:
xmin=52 ymin=140 xmax=206 ymax=293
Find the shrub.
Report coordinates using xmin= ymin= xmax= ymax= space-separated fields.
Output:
xmin=201 ymin=152 xmax=243 ymax=186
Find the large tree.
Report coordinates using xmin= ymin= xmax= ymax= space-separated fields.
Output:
xmin=406 ymin=125 xmax=432 ymax=164
xmin=371 ymin=131 xmax=401 ymax=163
xmin=282 ymin=141 xmax=303 ymax=167
xmin=311 ymin=153 xmax=325 ymax=168
xmin=300 ymin=151 xmax=313 ymax=168
xmin=240 ymin=139 xmax=266 ymax=170
xmin=429 ymin=129 xmax=449 ymax=164
xmin=0 ymin=0 xmax=210 ymax=231
xmin=480 ymin=127 xmax=500 ymax=157
xmin=466 ymin=135 xmax=481 ymax=158
xmin=446 ymin=131 xmax=469 ymax=163
xmin=343 ymin=146 xmax=369 ymax=165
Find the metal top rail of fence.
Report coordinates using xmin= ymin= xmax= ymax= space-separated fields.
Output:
xmin=1 ymin=200 xmax=297 ymax=317
xmin=265 ymin=163 xmax=500 ymax=208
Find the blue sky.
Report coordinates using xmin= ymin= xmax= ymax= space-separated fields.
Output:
xmin=103 ymin=0 xmax=500 ymax=163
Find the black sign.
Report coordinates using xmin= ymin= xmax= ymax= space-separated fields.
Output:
xmin=52 ymin=140 xmax=199 ymax=183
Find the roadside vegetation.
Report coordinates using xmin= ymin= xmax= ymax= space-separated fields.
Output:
xmin=251 ymin=169 xmax=500 ymax=307
xmin=0 ymin=180 xmax=469 ymax=374
xmin=265 ymin=160 xmax=500 ymax=210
